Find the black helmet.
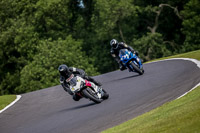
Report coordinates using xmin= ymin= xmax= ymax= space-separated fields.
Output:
xmin=58 ymin=64 xmax=70 ymax=77
xmin=110 ymin=39 xmax=118 ymax=49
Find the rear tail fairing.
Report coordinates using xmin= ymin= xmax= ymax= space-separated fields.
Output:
xmin=85 ymin=80 xmax=92 ymax=87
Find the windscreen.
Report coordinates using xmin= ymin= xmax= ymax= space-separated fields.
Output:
xmin=119 ymin=49 xmax=128 ymax=57
xmin=66 ymin=74 xmax=77 ymax=86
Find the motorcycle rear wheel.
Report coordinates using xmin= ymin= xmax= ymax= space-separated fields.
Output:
xmin=82 ymin=87 xmax=102 ymax=103
xmin=102 ymin=89 xmax=109 ymax=100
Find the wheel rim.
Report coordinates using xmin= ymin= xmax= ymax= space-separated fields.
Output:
xmin=87 ymin=87 xmax=100 ymax=99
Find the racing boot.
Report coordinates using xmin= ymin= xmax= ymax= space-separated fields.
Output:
xmin=72 ymin=94 xmax=82 ymax=101
xmin=91 ymin=78 xmax=102 ymax=87
xmin=134 ymin=51 xmax=139 ymax=56
xmin=119 ymin=62 xmax=127 ymax=71
xmin=94 ymin=80 xmax=102 ymax=87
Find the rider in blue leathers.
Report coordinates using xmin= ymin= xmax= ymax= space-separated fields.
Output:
xmin=110 ymin=39 xmax=138 ymax=71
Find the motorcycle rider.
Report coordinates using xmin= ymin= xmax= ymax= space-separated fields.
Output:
xmin=58 ymin=64 xmax=102 ymax=101
xmin=110 ymin=39 xmax=139 ymax=71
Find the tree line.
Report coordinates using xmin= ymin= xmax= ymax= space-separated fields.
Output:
xmin=0 ymin=0 xmax=199 ymax=95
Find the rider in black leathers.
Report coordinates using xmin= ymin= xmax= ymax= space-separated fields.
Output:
xmin=110 ymin=39 xmax=138 ymax=70
xmin=58 ymin=64 xmax=101 ymax=101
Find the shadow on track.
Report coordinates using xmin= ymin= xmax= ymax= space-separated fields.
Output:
xmin=60 ymin=102 xmax=97 ymax=112
xmin=108 ymin=74 xmax=141 ymax=83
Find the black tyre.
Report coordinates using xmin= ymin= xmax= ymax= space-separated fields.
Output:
xmin=129 ymin=61 xmax=144 ymax=75
xmin=102 ymin=89 xmax=109 ymax=100
xmin=82 ymin=87 xmax=102 ymax=103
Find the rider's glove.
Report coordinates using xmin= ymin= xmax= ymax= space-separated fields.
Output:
xmin=134 ymin=51 xmax=139 ymax=56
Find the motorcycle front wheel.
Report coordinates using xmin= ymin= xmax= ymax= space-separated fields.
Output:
xmin=129 ymin=61 xmax=144 ymax=75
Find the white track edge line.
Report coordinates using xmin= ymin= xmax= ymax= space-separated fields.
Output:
xmin=177 ymin=82 xmax=200 ymax=99
xmin=147 ymin=57 xmax=200 ymax=99
xmin=147 ymin=58 xmax=200 ymax=68
xmin=0 ymin=95 xmax=22 ymax=114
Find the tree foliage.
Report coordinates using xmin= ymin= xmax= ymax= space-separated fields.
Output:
xmin=16 ymin=36 xmax=99 ymax=93
xmin=133 ymin=32 xmax=171 ymax=61
xmin=0 ymin=0 xmax=199 ymax=95
xmin=181 ymin=0 xmax=200 ymax=51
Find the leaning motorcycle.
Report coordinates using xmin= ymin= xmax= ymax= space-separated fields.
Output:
xmin=119 ymin=49 xmax=144 ymax=75
xmin=66 ymin=74 xmax=109 ymax=103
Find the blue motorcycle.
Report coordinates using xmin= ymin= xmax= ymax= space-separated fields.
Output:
xmin=119 ymin=49 xmax=144 ymax=75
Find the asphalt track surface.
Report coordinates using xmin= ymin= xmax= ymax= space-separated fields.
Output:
xmin=0 ymin=59 xmax=200 ymax=133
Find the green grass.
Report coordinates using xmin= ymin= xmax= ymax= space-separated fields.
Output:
xmin=103 ymin=86 xmax=200 ymax=133
xmin=146 ymin=49 xmax=200 ymax=63
xmin=0 ymin=95 xmax=16 ymax=110
xmin=102 ymin=49 xmax=200 ymax=133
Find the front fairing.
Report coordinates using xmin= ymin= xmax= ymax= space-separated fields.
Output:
xmin=119 ymin=49 xmax=134 ymax=65
xmin=66 ymin=75 xmax=84 ymax=93
xmin=69 ymin=77 xmax=77 ymax=86
xmin=119 ymin=49 xmax=143 ymax=69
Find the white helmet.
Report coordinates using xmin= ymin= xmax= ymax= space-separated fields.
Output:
xmin=110 ymin=39 xmax=118 ymax=49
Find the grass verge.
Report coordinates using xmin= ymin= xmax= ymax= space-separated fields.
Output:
xmin=146 ymin=49 xmax=200 ymax=62
xmin=102 ymin=49 xmax=200 ymax=133
xmin=0 ymin=95 xmax=16 ymax=110
xmin=103 ymin=86 xmax=200 ymax=133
